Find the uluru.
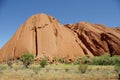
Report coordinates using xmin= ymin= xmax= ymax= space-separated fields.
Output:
xmin=0 ymin=13 xmax=120 ymax=62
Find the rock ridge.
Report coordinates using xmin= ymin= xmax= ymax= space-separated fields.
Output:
xmin=0 ymin=13 xmax=120 ymax=62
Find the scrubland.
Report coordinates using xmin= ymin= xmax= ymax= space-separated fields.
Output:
xmin=0 ymin=54 xmax=120 ymax=80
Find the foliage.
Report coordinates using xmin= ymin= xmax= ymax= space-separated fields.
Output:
xmin=90 ymin=54 xmax=111 ymax=65
xmin=111 ymin=56 xmax=120 ymax=65
xmin=90 ymin=54 xmax=120 ymax=65
xmin=52 ymin=54 xmax=120 ymax=66
xmin=53 ymin=57 xmax=72 ymax=64
xmin=20 ymin=53 xmax=34 ymax=68
xmin=40 ymin=59 xmax=47 ymax=68
xmin=80 ymin=55 xmax=91 ymax=64
xmin=51 ymin=54 xmax=120 ymax=66
xmin=74 ymin=57 xmax=81 ymax=65
xmin=74 ymin=55 xmax=91 ymax=65
xmin=78 ymin=64 xmax=88 ymax=73
xmin=53 ymin=57 xmax=63 ymax=63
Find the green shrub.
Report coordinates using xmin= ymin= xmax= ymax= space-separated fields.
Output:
xmin=20 ymin=53 xmax=34 ymax=68
xmin=74 ymin=55 xmax=91 ymax=65
xmin=100 ymin=54 xmax=111 ymax=65
xmin=53 ymin=57 xmax=63 ymax=63
xmin=40 ymin=59 xmax=47 ymax=68
xmin=74 ymin=57 xmax=81 ymax=65
xmin=53 ymin=57 xmax=66 ymax=64
xmin=91 ymin=56 xmax=108 ymax=65
xmin=112 ymin=56 xmax=120 ymax=65
xmin=80 ymin=55 xmax=91 ymax=64
xmin=78 ymin=64 xmax=88 ymax=73
xmin=90 ymin=54 xmax=120 ymax=65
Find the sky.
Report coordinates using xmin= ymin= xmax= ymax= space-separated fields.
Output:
xmin=0 ymin=0 xmax=120 ymax=48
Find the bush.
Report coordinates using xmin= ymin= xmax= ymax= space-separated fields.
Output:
xmin=112 ymin=56 xmax=120 ymax=65
xmin=53 ymin=57 xmax=62 ymax=63
xmin=100 ymin=54 xmax=111 ymax=65
xmin=80 ymin=55 xmax=91 ymax=64
xmin=74 ymin=55 xmax=91 ymax=65
xmin=78 ymin=64 xmax=88 ymax=73
xmin=40 ymin=59 xmax=47 ymax=68
xmin=90 ymin=54 xmax=120 ymax=65
xmin=74 ymin=57 xmax=81 ymax=65
xmin=20 ymin=53 xmax=34 ymax=68
xmin=91 ymin=56 xmax=110 ymax=65
xmin=73 ymin=54 xmax=120 ymax=65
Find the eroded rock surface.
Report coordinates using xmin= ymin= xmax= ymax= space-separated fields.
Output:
xmin=65 ymin=22 xmax=120 ymax=56
xmin=0 ymin=14 xmax=120 ymax=62
xmin=0 ymin=14 xmax=86 ymax=62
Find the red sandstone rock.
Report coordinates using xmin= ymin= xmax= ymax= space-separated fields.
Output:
xmin=0 ymin=14 xmax=120 ymax=62
xmin=0 ymin=14 xmax=87 ymax=62
xmin=65 ymin=22 xmax=120 ymax=56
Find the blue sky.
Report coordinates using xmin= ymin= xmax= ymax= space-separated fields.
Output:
xmin=0 ymin=0 xmax=120 ymax=48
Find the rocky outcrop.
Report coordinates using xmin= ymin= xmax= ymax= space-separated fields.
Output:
xmin=65 ymin=22 xmax=120 ymax=56
xmin=0 ymin=14 xmax=89 ymax=62
xmin=0 ymin=13 xmax=120 ymax=62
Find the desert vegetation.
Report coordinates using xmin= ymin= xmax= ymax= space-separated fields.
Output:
xmin=20 ymin=53 xmax=34 ymax=68
xmin=0 ymin=53 xmax=120 ymax=80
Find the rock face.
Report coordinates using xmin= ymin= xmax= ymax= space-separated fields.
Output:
xmin=65 ymin=22 xmax=120 ymax=56
xmin=0 ymin=13 xmax=120 ymax=62
xmin=0 ymin=14 xmax=88 ymax=62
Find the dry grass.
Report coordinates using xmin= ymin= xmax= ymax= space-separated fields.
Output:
xmin=0 ymin=63 xmax=118 ymax=80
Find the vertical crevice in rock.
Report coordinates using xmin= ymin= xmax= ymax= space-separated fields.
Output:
xmin=35 ymin=27 xmax=38 ymax=57
xmin=106 ymin=41 xmax=114 ymax=56
xmin=75 ymin=39 xmax=88 ymax=55
xmin=72 ymin=30 xmax=90 ymax=56
xmin=32 ymin=26 xmax=38 ymax=57
xmin=67 ymin=28 xmax=92 ymax=56
xmin=101 ymin=33 xmax=114 ymax=56
xmin=78 ymin=34 xmax=95 ymax=55
xmin=91 ymin=39 xmax=105 ymax=52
